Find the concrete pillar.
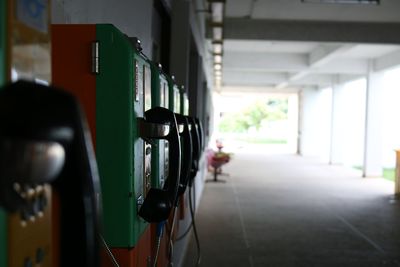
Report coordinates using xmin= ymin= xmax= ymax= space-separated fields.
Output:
xmin=288 ymin=93 xmax=299 ymax=154
xmin=330 ymin=80 xmax=345 ymax=164
xmin=363 ymin=61 xmax=384 ymax=177
xmin=297 ymin=90 xmax=303 ymax=155
xmin=395 ymin=150 xmax=400 ymax=196
xmin=169 ymin=0 xmax=191 ymax=90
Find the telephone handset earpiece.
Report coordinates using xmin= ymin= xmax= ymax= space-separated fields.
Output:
xmin=138 ymin=107 xmax=181 ymax=223
xmin=188 ymin=117 xmax=201 ymax=186
xmin=194 ymin=118 xmax=204 ymax=152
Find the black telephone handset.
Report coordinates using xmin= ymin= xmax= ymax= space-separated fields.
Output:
xmin=174 ymin=114 xmax=193 ymax=200
xmin=188 ymin=117 xmax=201 ymax=186
xmin=195 ymin=118 xmax=205 ymax=152
xmin=0 ymin=81 xmax=101 ymax=267
xmin=138 ymin=107 xmax=181 ymax=223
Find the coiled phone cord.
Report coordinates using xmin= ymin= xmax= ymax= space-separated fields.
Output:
xmin=188 ymin=183 xmax=201 ymax=267
xmin=175 ymin=182 xmax=197 ymax=241
xmin=100 ymin=235 xmax=120 ymax=267
xmin=153 ymin=221 xmax=165 ymax=267
xmin=174 ymin=181 xmax=201 ymax=266
xmin=167 ymin=206 xmax=178 ymax=266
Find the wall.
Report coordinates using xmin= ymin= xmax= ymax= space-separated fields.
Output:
xmin=381 ymin=66 xmax=400 ymax=167
xmin=52 ymin=0 xmax=154 ymax=57
xmin=299 ymin=87 xmax=332 ymax=161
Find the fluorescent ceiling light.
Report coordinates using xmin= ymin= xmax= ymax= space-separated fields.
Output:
xmin=211 ymin=2 xmax=224 ymax=23
xmin=215 ymin=70 xmax=222 ymax=77
xmin=212 ymin=27 xmax=223 ymax=40
xmin=214 ymin=55 xmax=222 ymax=63
xmin=213 ymin=43 xmax=223 ymax=54
xmin=301 ymin=0 xmax=379 ymax=4
xmin=214 ymin=63 xmax=222 ymax=70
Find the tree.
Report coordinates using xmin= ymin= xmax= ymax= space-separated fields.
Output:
xmin=218 ymin=98 xmax=288 ymax=133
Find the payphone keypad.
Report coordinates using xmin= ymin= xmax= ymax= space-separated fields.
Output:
xmin=8 ymin=184 xmax=52 ymax=267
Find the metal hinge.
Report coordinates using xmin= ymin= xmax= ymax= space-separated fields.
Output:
xmin=91 ymin=41 xmax=99 ymax=74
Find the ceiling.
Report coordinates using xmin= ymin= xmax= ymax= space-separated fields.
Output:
xmin=214 ymin=0 xmax=400 ymax=93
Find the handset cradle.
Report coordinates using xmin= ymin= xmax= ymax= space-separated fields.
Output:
xmin=138 ymin=107 xmax=181 ymax=223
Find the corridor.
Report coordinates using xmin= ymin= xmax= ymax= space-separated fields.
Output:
xmin=184 ymin=146 xmax=400 ymax=267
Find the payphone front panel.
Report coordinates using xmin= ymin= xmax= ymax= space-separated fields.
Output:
xmin=95 ymin=24 xmax=149 ymax=247
xmin=181 ymin=91 xmax=189 ymax=116
xmin=168 ymin=78 xmax=181 ymax=114
xmin=150 ymin=64 xmax=170 ymax=189
xmin=173 ymin=85 xmax=181 ymax=114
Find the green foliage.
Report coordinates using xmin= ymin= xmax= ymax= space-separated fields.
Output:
xmin=219 ymin=98 xmax=288 ymax=133
xmin=383 ymin=168 xmax=395 ymax=181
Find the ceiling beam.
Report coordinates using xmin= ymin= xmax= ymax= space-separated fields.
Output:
xmin=223 ymin=52 xmax=307 ymax=72
xmin=223 ymin=71 xmax=288 ymax=86
xmin=309 ymin=44 xmax=354 ymax=66
xmin=220 ymin=85 xmax=300 ymax=94
xmin=218 ymin=18 xmax=400 ymax=44
xmin=275 ymin=44 xmax=360 ymax=89
xmin=374 ymin=49 xmax=400 ymax=72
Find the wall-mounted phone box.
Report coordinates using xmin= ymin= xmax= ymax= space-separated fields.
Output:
xmin=150 ymin=63 xmax=170 ymax=189
xmin=52 ymin=24 xmax=149 ymax=248
xmin=181 ymin=90 xmax=189 ymax=116
xmin=168 ymin=78 xmax=181 ymax=114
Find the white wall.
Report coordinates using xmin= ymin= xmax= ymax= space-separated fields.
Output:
xmin=381 ymin=66 xmax=400 ymax=168
xmin=300 ymin=78 xmax=367 ymax=167
xmin=52 ymin=0 xmax=154 ymax=57
xmin=300 ymin=87 xmax=332 ymax=160
xmin=340 ymin=79 xmax=366 ymax=167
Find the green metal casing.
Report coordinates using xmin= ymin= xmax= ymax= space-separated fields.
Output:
xmin=180 ymin=90 xmax=189 ymax=116
xmin=0 ymin=1 xmax=7 ymax=266
xmin=150 ymin=63 xmax=169 ymax=188
xmin=168 ymin=79 xmax=181 ymax=113
xmin=0 ymin=0 xmax=6 ymax=86
xmin=95 ymin=24 xmax=149 ymax=247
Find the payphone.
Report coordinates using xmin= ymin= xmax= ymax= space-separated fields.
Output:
xmin=52 ymin=24 xmax=181 ymax=266
xmin=0 ymin=81 xmax=101 ymax=267
xmin=150 ymin=63 xmax=170 ymax=194
xmin=169 ymin=80 xmax=181 ymax=114
xmin=149 ymin=63 xmax=193 ymax=266
xmin=180 ymin=89 xmax=189 ymax=117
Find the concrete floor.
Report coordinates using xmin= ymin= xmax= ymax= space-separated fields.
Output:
xmin=183 ymin=146 xmax=400 ymax=267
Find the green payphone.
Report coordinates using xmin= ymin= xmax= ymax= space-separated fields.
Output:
xmin=180 ymin=89 xmax=189 ymax=116
xmin=52 ymin=25 xmax=181 ymax=266
xmin=95 ymin=25 xmax=150 ymax=246
xmin=168 ymin=78 xmax=181 ymax=114
xmin=150 ymin=63 xmax=170 ymax=190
